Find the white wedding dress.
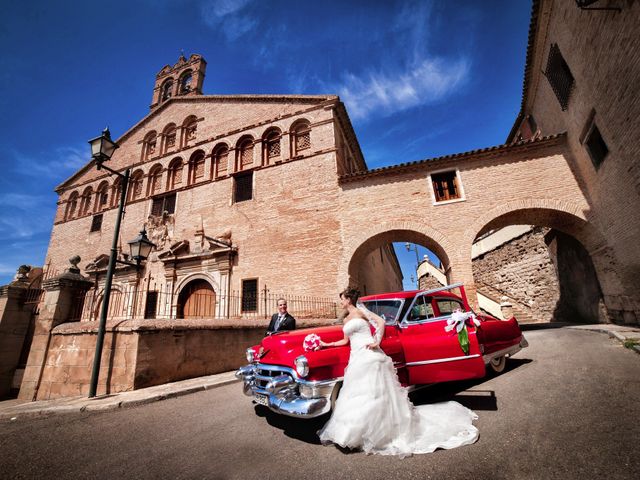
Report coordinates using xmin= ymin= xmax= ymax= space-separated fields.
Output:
xmin=317 ymin=316 xmax=479 ymax=457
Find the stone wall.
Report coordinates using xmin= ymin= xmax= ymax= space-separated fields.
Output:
xmin=35 ymin=317 xmax=334 ymax=400
xmin=472 ymin=227 xmax=560 ymax=322
xmin=472 ymin=227 xmax=605 ymax=323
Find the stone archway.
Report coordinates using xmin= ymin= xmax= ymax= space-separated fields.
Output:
xmin=339 ymin=220 xmax=454 ymax=293
xmin=464 ymin=200 xmax=618 ymax=323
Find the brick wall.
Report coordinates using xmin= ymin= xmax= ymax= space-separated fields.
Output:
xmin=518 ymin=0 xmax=640 ymax=322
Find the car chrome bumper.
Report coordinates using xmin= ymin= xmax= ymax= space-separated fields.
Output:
xmin=235 ymin=364 xmax=338 ymax=419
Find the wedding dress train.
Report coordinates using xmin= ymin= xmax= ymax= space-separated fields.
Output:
xmin=317 ymin=317 xmax=479 ymax=457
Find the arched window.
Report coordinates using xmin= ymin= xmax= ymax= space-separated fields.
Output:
xmin=162 ymin=124 xmax=177 ymax=154
xmin=147 ymin=165 xmax=163 ymax=196
xmin=182 ymin=115 xmax=198 ymax=147
xmin=80 ymin=187 xmax=93 ymax=216
xmin=167 ymin=158 xmax=183 ymax=190
xmin=94 ymin=181 xmax=109 ymax=212
xmin=212 ymin=144 xmax=229 ymax=179
xmin=291 ymin=119 xmax=311 ymax=156
xmin=188 ymin=151 xmax=206 ymax=185
xmin=236 ymin=136 xmax=254 ymax=172
xmin=263 ymin=128 xmax=281 ymax=164
xmin=143 ymin=131 xmax=158 ymax=160
xmin=110 ymin=177 xmax=122 ymax=207
xmin=179 ymin=70 xmax=192 ymax=95
xmin=65 ymin=191 xmax=79 ymax=220
xmin=128 ymin=170 xmax=145 ymax=202
xmin=161 ymin=79 xmax=173 ymax=102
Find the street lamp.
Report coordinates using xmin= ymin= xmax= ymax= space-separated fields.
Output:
xmin=405 ymin=242 xmax=421 ymax=289
xmin=88 ymin=128 xmax=155 ymax=398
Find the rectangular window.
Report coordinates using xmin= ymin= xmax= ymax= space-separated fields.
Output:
xmin=585 ymin=124 xmax=609 ymax=169
xmin=144 ymin=291 xmax=158 ymax=319
xmin=90 ymin=214 xmax=103 ymax=232
xmin=241 ymin=279 xmax=258 ymax=312
xmin=436 ymin=299 xmax=463 ymax=316
xmin=234 ymin=172 xmax=253 ymax=203
xmin=151 ymin=193 xmax=176 ymax=216
xmin=431 ymin=171 xmax=461 ymax=202
xmin=545 ymin=43 xmax=574 ymax=111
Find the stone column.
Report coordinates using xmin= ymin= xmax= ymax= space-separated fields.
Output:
xmin=0 ymin=266 xmax=32 ymax=398
xmin=18 ymin=258 xmax=93 ymax=401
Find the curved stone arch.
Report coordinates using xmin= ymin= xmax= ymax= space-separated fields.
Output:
xmin=173 ymin=272 xmax=219 ymax=297
xmin=463 ymin=198 xmax=604 ymax=255
xmin=463 ymin=198 xmax=626 ymax=316
xmin=339 ymin=220 xmax=455 ymax=289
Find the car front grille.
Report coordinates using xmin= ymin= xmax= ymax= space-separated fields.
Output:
xmin=253 ymin=364 xmax=295 ymax=390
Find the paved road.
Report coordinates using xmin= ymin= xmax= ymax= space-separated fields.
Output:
xmin=1 ymin=328 xmax=638 ymax=480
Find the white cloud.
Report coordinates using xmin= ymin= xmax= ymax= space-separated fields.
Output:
xmin=200 ymin=0 xmax=257 ymax=40
xmin=10 ymin=145 xmax=88 ymax=179
xmin=338 ymin=57 xmax=469 ymax=120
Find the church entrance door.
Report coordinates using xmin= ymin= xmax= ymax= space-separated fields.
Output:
xmin=178 ymin=280 xmax=216 ymax=318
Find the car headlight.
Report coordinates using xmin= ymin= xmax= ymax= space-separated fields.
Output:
xmin=246 ymin=348 xmax=255 ymax=363
xmin=294 ymin=355 xmax=309 ymax=378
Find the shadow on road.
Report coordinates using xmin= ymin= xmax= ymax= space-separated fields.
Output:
xmin=410 ymin=357 xmax=533 ymax=411
xmin=255 ymin=405 xmax=326 ymax=444
xmin=254 ymin=357 xmax=533 ymax=445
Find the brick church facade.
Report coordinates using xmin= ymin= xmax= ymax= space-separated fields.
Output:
xmin=2 ymin=0 xmax=638 ymax=400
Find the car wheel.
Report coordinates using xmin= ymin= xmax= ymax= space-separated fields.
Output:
xmin=489 ymin=355 xmax=506 ymax=374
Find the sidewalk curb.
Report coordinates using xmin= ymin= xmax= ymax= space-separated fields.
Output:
xmin=1 ymin=376 xmax=239 ymax=421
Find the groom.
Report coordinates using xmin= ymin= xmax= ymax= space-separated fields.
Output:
xmin=265 ymin=298 xmax=296 ymax=336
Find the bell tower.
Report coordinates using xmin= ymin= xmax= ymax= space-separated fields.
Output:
xmin=151 ymin=54 xmax=207 ymax=110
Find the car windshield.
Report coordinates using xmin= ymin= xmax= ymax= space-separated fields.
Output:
xmin=360 ymin=299 xmax=403 ymax=324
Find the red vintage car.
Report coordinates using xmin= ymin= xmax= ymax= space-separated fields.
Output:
xmin=236 ymin=283 xmax=528 ymax=418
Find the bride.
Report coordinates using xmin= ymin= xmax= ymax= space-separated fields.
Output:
xmin=317 ymin=287 xmax=479 ymax=457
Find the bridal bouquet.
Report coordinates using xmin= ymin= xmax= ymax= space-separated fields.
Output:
xmin=445 ymin=309 xmax=481 ymax=355
xmin=303 ymin=333 xmax=322 ymax=352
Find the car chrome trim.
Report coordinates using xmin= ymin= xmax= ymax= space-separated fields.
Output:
xmin=405 ymin=354 xmax=481 ymax=366
xmin=482 ymin=342 xmax=525 ymax=364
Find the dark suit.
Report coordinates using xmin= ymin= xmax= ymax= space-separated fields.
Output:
xmin=265 ymin=312 xmax=296 ymax=336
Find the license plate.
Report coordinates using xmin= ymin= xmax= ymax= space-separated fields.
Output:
xmin=254 ymin=393 xmax=269 ymax=406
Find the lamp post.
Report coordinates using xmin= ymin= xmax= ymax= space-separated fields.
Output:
xmin=88 ymin=128 xmax=155 ymax=398
xmin=405 ymin=242 xmax=421 ymax=289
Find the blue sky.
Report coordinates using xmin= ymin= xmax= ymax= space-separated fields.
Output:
xmin=0 ymin=0 xmax=531 ymax=288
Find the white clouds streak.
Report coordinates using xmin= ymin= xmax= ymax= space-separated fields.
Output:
xmin=10 ymin=145 xmax=87 ymax=179
xmin=200 ymin=0 xmax=257 ymax=41
xmin=333 ymin=1 xmax=471 ymax=120
xmin=338 ymin=57 xmax=470 ymax=120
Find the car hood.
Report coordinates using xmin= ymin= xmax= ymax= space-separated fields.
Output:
xmin=258 ymin=325 xmax=346 ymax=368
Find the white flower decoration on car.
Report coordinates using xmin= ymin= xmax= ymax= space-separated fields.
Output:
xmin=303 ymin=333 xmax=322 ymax=352
xmin=445 ymin=309 xmax=481 ymax=333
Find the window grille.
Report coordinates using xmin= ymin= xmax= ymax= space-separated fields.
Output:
xmin=545 ymin=44 xmax=574 ymax=111
xmin=585 ymin=124 xmax=609 ymax=169
xmin=215 ymin=149 xmax=228 ymax=177
xmin=190 ymin=155 xmax=205 ymax=184
xmin=295 ymin=130 xmax=311 ymax=154
xmin=151 ymin=193 xmax=176 ymax=216
xmin=242 ymin=279 xmax=258 ymax=312
xmin=144 ymin=291 xmax=158 ymax=319
xmin=239 ymin=142 xmax=253 ymax=169
xmin=90 ymin=214 xmax=103 ymax=232
xmin=431 ymin=171 xmax=461 ymax=202
xmin=234 ymin=172 xmax=253 ymax=203
xmin=166 ymin=132 xmax=176 ymax=149
xmin=267 ymin=138 xmax=281 ymax=158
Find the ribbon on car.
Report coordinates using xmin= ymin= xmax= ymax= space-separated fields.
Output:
xmin=445 ymin=309 xmax=481 ymax=355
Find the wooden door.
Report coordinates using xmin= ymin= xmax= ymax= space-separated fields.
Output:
xmin=179 ymin=280 xmax=216 ymax=318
